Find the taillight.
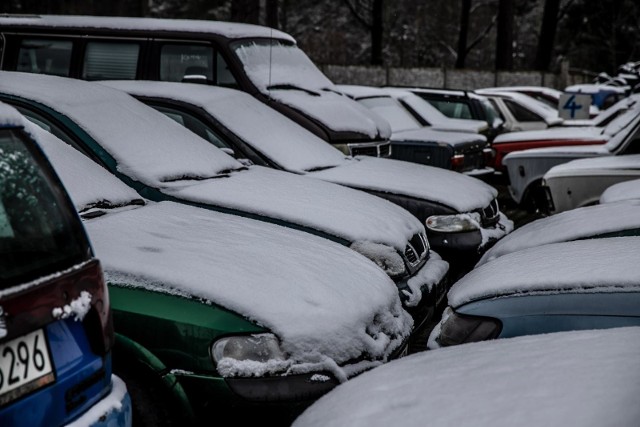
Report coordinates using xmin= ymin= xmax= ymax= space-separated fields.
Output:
xmin=82 ymin=261 xmax=114 ymax=356
xmin=483 ymin=147 xmax=495 ymax=165
xmin=451 ymin=154 xmax=465 ymax=171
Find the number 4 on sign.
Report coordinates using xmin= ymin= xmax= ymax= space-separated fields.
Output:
xmin=558 ymin=93 xmax=591 ymax=120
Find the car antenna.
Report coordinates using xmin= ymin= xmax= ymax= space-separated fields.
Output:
xmin=268 ymin=27 xmax=273 ymax=100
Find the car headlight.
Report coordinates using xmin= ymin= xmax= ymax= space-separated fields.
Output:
xmin=437 ymin=310 xmax=502 ymax=347
xmin=426 ymin=213 xmax=481 ymax=233
xmin=333 ymin=143 xmax=351 ymax=155
xmin=350 ymin=241 xmax=407 ymax=277
xmin=211 ymin=333 xmax=286 ymax=364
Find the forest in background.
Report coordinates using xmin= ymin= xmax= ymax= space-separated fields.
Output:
xmin=3 ymin=0 xmax=639 ymax=76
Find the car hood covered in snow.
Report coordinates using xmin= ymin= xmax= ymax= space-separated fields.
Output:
xmin=392 ymin=127 xmax=487 ymax=148
xmin=544 ymin=153 xmax=640 ymax=178
xmin=494 ymin=126 xmax=606 ymax=144
xmin=600 ymin=178 xmax=640 ymax=204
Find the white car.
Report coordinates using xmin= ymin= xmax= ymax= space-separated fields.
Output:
xmin=543 ymin=154 xmax=640 ymax=213
xmin=0 ymin=71 xmax=449 ymax=330
xmin=100 ymin=80 xmax=512 ymax=275
xmin=600 ymin=178 xmax=640 ymax=203
xmin=292 ymin=327 xmax=640 ymax=427
xmin=475 ymin=89 xmax=563 ymax=132
xmin=28 ymin=122 xmax=415 ymax=424
xmin=501 ymin=99 xmax=640 ymax=208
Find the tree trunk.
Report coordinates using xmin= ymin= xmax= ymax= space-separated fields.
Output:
xmin=231 ymin=0 xmax=260 ymax=24
xmin=455 ymin=0 xmax=472 ymax=68
xmin=266 ymin=0 xmax=279 ymax=28
xmin=371 ymin=0 xmax=384 ymax=65
xmin=495 ymin=0 xmax=513 ymax=70
xmin=533 ymin=0 xmax=560 ymax=71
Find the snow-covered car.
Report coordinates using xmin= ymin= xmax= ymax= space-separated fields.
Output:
xmin=565 ymin=83 xmax=628 ymax=110
xmin=100 ymin=80 xmax=513 ymax=275
xmin=293 ymin=327 xmax=640 ymax=427
xmin=600 ymin=178 xmax=640 ymax=204
xmin=427 ymin=237 xmax=640 ymax=349
xmin=30 ymin=122 xmax=415 ymax=424
xmin=501 ymin=100 xmax=640 ymax=209
xmin=405 ymin=87 xmax=505 ymax=142
xmin=0 ymin=71 xmax=448 ymax=330
xmin=0 ymin=104 xmax=132 ymax=427
xmin=337 ymin=85 xmax=494 ymax=179
xmin=481 ymin=85 xmax=600 ymax=118
xmin=475 ymin=200 xmax=640 ymax=267
xmin=0 ymin=14 xmax=393 ymax=157
xmin=380 ymin=87 xmax=490 ymax=135
xmin=491 ymin=95 xmax=638 ymax=175
xmin=543 ymin=154 xmax=640 ymax=213
xmin=475 ymin=89 xmax=563 ymax=133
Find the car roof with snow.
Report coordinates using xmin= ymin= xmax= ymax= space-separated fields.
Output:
xmin=447 ymin=237 xmax=640 ymax=308
xmin=292 ymin=327 xmax=640 ymax=427
xmin=600 ymin=178 xmax=640 ymax=204
xmin=476 ymin=200 xmax=640 ymax=267
xmin=545 ymin=153 xmax=640 ymax=178
xmin=474 ymin=89 xmax=560 ymax=118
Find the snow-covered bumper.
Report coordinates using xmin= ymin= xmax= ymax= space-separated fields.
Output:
xmin=66 ymin=375 xmax=132 ymax=427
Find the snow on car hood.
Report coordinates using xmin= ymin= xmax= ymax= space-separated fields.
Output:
xmin=85 ymin=201 xmax=412 ymax=380
xmin=266 ymin=88 xmax=392 ymax=139
xmin=292 ymin=327 xmax=640 ymax=427
xmin=493 ymin=126 xmax=605 ymax=144
xmin=0 ymin=102 xmax=25 ymax=128
xmin=392 ymin=127 xmax=487 ymax=147
xmin=600 ymin=179 xmax=640 ymax=204
xmin=503 ymin=144 xmax=609 ymax=160
xmin=308 ymin=156 xmax=497 ymax=213
xmin=448 ymin=237 xmax=640 ymax=308
xmin=545 ymin=154 xmax=640 ymax=178
xmin=163 ymin=165 xmax=424 ymax=250
xmin=476 ymin=200 xmax=640 ymax=267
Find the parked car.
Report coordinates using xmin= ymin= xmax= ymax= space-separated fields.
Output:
xmin=380 ymin=87 xmax=490 ymax=136
xmin=565 ymin=83 xmax=628 ymax=110
xmin=0 ymin=71 xmax=447 ymax=332
xmin=600 ymin=178 xmax=640 ymax=204
xmin=492 ymin=95 xmax=639 ymax=175
xmin=337 ymin=85 xmax=494 ymax=179
xmin=475 ymin=199 xmax=640 ymax=267
xmin=502 ymin=101 xmax=640 ymax=209
xmin=32 ymin=122 xmax=417 ymax=424
xmin=0 ymin=14 xmax=392 ymax=157
xmin=402 ymin=87 xmax=505 ymax=142
xmin=293 ymin=327 xmax=640 ymax=427
xmin=481 ymin=85 xmax=600 ymax=118
xmin=0 ymin=103 xmax=131 ymax=426
xmin=543 ymin=154 xmax=640 ymax=213
xmin=428 ymin=237 xmax=640 ymax=349
xmin=475 ymin=89 xmax=563 ymax=133
xmin=101 ymin=80 xmax=513 ymax=275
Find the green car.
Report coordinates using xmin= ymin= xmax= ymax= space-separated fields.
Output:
xmin=31 ymin=121 xmax=414 ymax=424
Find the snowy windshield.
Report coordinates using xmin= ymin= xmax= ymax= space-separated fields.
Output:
xmin=358 ymin=97 xmax=422 ymax=132
xmin=231 ymin=39 xmax=334 ymax=93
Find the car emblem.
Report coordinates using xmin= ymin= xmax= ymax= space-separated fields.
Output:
xmin=0 ymin=306 xmax=6 ymax=339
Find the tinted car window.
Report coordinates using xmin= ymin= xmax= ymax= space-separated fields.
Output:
xmin=153 ymin=104 xmax=230 ymax=149
xmin=429 ymin=99 xmax=472 ymax=119
xmin=83 ymin=41 xmax=140 ymax=80
xmin=504 ymin=99 xmax=543 ymax=122
xmin=0 ymin=128 xmax=88 ymax=289
xmin=17 ymin=39 xmax=72 ymax=77
xmin=159 ymin=44 xmax=237 ymax=87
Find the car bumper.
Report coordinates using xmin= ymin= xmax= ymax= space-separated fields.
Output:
xmin=65 ymin=375 xmax=132 ymax=427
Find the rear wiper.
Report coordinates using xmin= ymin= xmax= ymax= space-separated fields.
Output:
xmin=266 ymin=84 xmax=320 ymax=96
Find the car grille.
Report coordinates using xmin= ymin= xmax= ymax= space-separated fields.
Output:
xmin=462 ymin=150 xmax=485 ymax=171
xmin=404 ymin=233 xmax=429 ymax=267
xmin=478 ymin=199 xmax=500 ymax=227
xmin=349 ymin=141 xmax=392 ymax=158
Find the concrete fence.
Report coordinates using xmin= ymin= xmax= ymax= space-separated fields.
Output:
xmin=318 ymin=62 xmax=594 ymax=90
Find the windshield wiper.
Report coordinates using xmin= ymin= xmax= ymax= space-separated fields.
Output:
xmin=79 ymin=198 xmax=146 ymax=219
xmin=161 ymin=166 xmax=247 ymax=183
xmin=266 ymin=84 xmax=321 ymax=96
xmin=305 ymin=165 xmax=337 ymax=172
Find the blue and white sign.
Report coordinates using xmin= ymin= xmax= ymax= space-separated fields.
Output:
xmin=558 ymin=93 xmax=591 ymax=120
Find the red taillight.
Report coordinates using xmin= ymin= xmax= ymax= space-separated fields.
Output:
xmin=483 ymin=147 xmax=495 ymax=165
xmin=451 ymin=154 xmax=465 ymax=171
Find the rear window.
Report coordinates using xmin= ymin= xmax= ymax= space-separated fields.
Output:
xmin=83 ymin=41 xmax=140 ymax=80
xmin=0 ymin=128 xmax=90 ymax=289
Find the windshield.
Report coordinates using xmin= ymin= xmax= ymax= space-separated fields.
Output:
xmin=0 ymin=128 xmax=90 ymax=289
xmin=358 ymin=97 xmax=422 ymax=132
xmin=231 ymin=39 xmax=334 ymax=93
xmin=478 ymin=96 xmax=503 ymax=128
xmin=605 ymin=114 xmax=640 ymax=151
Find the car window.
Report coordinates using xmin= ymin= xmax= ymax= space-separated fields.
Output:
xmin=159 ymin=43 xmax=238 ymax=88
xmin=428 ymin=99 xmax=472 ymax=119
xmin=83 ymin=41 xmax=140 ymax=80
xmin=17 ymin=38 xmax=72 ymax=77
xmin=503 ymin=99 xmax=543 ymax=122
xmin=0 ymin=128 xmax=89 ymax=288
xmin=488 ymin=99 xmax=506 ymax=121
xmin=153 ymin=104 xmax=231 ymax=149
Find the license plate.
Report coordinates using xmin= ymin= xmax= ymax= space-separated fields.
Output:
xmin=0 ymin=329 xmax=55 ymax=406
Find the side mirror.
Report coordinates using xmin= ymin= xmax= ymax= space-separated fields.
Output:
xmin=220 ymin=147 xmax=236 ymax=157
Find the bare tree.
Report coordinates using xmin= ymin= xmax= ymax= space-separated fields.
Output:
xmin=533 ymin=0 xmax=560 ymax=70
xmin=343 ymin=0 xmax=384 ymax=65
xmin=231 ymin=0 xmax=260 ymax=24
xmin=495 ymin=0 xmax=513 ymax=69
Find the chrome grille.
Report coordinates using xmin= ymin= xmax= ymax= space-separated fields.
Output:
xmin=348 ymin=141 xmax=392 ymax=158
xmin=350 ymin=145 xmax=378 ymax=157
xmin=404 ymin=233 xmax=429 ymax=267
xmin=378 ymin=142 xmax=392 ymax=158
xmin=479 ymin=199 xmax=500 ymax=227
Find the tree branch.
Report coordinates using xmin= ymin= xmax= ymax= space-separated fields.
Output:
xmin=466 ymin=14 xmax=497 ymax=54
xmin=342 ymin=0 xmax=372 ymax=29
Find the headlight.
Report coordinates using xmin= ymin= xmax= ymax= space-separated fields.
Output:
xmin=350 ymin=241 xmax=407 ymax=277
xmin=333 ymin=143 xmax=351 ymax=155
xmin=426 ymin=214 xmax=481 ymax=233
xmin=211 ymin=333 xmax=286 ymax=364
xmin=437 ymin=310 xmax=502 ymax=347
